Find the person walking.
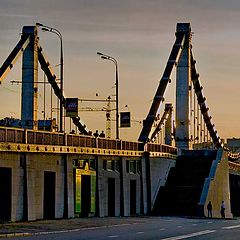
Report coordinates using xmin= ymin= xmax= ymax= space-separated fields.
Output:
xmin=220 ymin=201 xmax=225 ymax=218
xmin=207 ymin=201 xmax=212 ymax=218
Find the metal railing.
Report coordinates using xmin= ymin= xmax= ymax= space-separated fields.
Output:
xmin=146 ymin=142 xmax=177 ymax=155
xmin=0 ymin=126 xmax=177 ymax=154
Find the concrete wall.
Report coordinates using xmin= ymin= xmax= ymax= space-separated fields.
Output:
xmin=149 ymin=157 xmax=176 ymax=210
xmin=97 ymin=155 xmax=121 ymax=217
xmin=199 ymin=149 xmax=233 ymax=218
xmin=0 ymin=150 xmax=208 ymax=221
xmin=122 ymin=157 xmax=141 ymax=216
xmin=0 ymin=152 xmax=67 ymax=221
xmin=0 ymin=153 xmax=24 ymax=221
xmin=26 ymin=153 xmax=65 ymax=220
xmin=97 ymin=156 xmax=142 ymax=217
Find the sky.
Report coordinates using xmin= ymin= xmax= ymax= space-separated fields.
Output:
xmin=0 ymin=0 xmax=240 ymax=142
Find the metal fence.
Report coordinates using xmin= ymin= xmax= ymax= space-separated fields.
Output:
xmin=0 ymin=126 xmax=176 ymax=154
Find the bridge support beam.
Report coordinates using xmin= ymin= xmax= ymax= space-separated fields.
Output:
xmin=21 ymin=26 xmax=38 ymax=130
xmin=175 ymin=23 xmax=191 ymax=150
xmin=165 ymin=103 xmax=173 ymax=146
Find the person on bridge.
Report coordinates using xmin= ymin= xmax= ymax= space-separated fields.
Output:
xmin=207 ymin=201 xmax=212 ymax=218
xmin=93 ymin=130 xmax=99 ymax=137
xmin=99 ymin=131 xmax=105 ymax=138
xmin=220 ymin=201 xmax=225 ymax=218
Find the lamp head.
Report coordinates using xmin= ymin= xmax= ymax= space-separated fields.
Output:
xmin=97 ymin=52 xmax=103 ymax=56
xmin=36 ymin=22 xmax=43 ymax=27
xmin=41 ymin=27 xmax=50 ymax=32
xmin=101 ymin=56 xmax=109 ymax=60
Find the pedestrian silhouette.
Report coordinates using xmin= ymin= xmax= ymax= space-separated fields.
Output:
xmin=220 ymin=201 xmax=225 ymax=218
xmin=207 ymin=201 xmax=212 ymax=218
xmin=99 ymin=131 xmax=105 ymax=138
xmin=93 ymin=130 xmax=99 ymax=137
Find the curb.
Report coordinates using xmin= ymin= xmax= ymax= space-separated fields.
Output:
xmin=0 ymin=232 xmax=32 ymax=238
xmin=0 ymin=222 xmax=140 ymax=238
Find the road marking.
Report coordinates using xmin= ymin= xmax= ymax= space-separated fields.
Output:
xmin=160 ymin=230 xmax=216 ymax=240
xmin=207 ymin=221 xmax=213 ymax=224
xmin=222 ymin=224 xmax=240 ymax=230
xmin=177 ymin=226 xmax=182 ymax=228
xmin=192 ymin=224 xmax=198 ymax=226
xmin=160 ymin=228 xmax=166 ymax=231
xmin=136 ymin=231 xmax=144 ymax=234
xmin=108 ymin=235 xmax=119 ymax=238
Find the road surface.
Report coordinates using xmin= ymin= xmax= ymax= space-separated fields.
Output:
xmin=1 ymin=217 xmax=240 ymax=240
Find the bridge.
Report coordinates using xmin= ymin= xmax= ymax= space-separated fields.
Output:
xmin=0 ymin=22 xmax=239 ymax=222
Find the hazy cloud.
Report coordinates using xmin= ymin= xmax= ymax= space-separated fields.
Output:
xmin=0 ymin=0 xmax=240 ymax=139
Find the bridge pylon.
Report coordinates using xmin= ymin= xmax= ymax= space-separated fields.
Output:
xmin=21 ymin=26 xmax=39 ymax=130
xmin=139 ymin=23 xmax=223 ymax=151
xmin=175 ymin=23 xmax=191 ymax=149
xmin=0 ymin=25 xmax=90 ymax=134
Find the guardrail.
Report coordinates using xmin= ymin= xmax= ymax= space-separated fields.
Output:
xmin=229 ymin=161 xmax=240 ymax=172
xmin=0 ymin=126 xmax=177 ymax=154
xmin=146 ymin=142 xmax=177 ymax=155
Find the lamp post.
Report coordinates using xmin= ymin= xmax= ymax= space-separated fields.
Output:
xmin=97 ymin=52 xmax=119 ymax=139
xmin=36 ymin=23 xmax=64 ymax=132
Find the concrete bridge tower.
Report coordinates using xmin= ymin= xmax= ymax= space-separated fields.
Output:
xmin=175 ymin=23 xmax=191 ymax=149
xmin=21 ymin=26 xmax=38 ymax=130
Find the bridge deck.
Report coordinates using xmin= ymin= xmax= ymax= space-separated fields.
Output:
xmin=0 ymin=126 xmax=177 ymax=157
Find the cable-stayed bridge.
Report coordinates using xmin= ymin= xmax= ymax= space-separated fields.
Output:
xmin=0 ymin=23 xmax=239 ymax=222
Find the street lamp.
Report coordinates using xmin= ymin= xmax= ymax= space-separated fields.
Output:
xmin=36 ymin=22 xmax=64 ymax=132
xmin=97 ymin=52 xmax=119 ymax=139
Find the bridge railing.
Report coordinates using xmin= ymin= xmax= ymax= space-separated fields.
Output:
xmin=0 ymin=126 xmax=176 ymax=154
xmin=67 ymin=134 xmax=144 ymax=151
xmin=0 ymin=127 xmax=25 ymax=143
xmin=27 ymin=131 xmax=65 ymax=145
xmin=67 ymin=134 xmax=96 ymax=148
xmin=146 ymin=142 xmax=177 ymax=155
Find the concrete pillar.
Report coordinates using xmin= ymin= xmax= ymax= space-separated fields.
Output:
xmin=11 ymin=167 xmax=25 ymax=222
xmin=120 ymin=157 xmax=125 ymax=216
xmin=140 ymin=155 xmax=149 ymax=215
xmin=21 ymin=26 xmax=38 ymax=130
xmin=55 ymin=157 xmax=65 ymax=218
xmin=26 ymin=154 xmax=42 ymax=220
xmin=165 ymin=103 xmax=173 ymax=146
xmin=175 ymin=23 xmax=191 ymax=149
xmin=66 ymin=156 xmax=74 ymax=218
xmin=96 ymin=157 xmax=107 ymax=217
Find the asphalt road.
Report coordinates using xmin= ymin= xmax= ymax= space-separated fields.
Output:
xmin=1 ymin=217 xmax=240 ymax=240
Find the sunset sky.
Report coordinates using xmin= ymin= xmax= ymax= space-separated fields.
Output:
xmin=0 ymin=0 xmax=240 ymax=141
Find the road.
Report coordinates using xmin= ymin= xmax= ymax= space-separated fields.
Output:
xmin=2 ymin=217 xmax=240 ymax=240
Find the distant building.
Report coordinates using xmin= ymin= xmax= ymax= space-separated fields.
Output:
xmin=226 ymin=138 xmax=240 ymax=153
xmin=0 ymin=117 xmax=57 ymax=132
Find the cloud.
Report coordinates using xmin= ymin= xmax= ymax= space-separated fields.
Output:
xmin=0 ymin=13 xmax=34 ymax=18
